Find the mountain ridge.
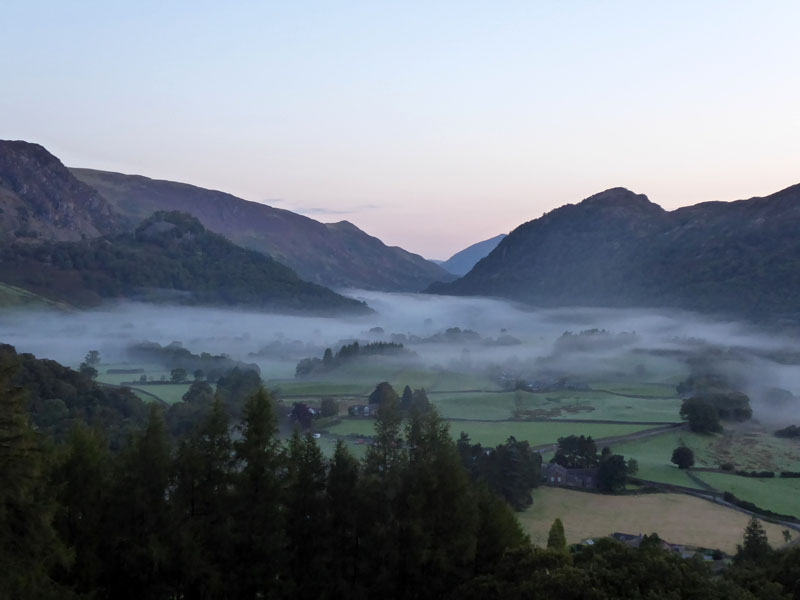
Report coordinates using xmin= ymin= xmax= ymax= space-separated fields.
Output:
xmin=71 ymin=167 xmax=452 ymax=291
xmin=428 ymin=184 xmax=800 ymax=321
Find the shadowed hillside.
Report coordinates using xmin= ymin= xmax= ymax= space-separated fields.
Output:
xmin=72 ymin=168 xmax=452 ymax=291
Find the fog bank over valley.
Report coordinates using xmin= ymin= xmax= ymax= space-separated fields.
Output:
xmin=1 ymin=291 xmax=798 ymax=424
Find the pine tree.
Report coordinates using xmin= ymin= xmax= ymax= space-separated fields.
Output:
xmin=171 ymin=396 xmax=234 ymax=599
xmin=105 ymin=404 xmax=172 ymax=600
xmin=283 ymin=432 xmax=329 ymax=598
xmin=326 ymin=440 xmax=362 ymax=597
xmin=546 ymin=518 xmax=567 ymax=552
xmin=737 ymin=516 xmax=771 ymax=563
xmin=51 ymin=423 xmax=112 ymax=594
xmin=230 ymin=388 xmax=283 ymax=599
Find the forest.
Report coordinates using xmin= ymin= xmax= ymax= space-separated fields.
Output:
xmin=2 ymin=344 xmax=800 ymax=600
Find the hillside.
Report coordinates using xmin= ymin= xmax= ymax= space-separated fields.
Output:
xmin=0 ymin=140 xmax=120 ymax=241
xmin=0 ymin=211 xmax=369 ymax=314
xmin=438 ymin=233 xmax=506 ymax=276
xmin=428 ymin=185 xmax=800 ymax=320
xmin=71 ymin=168 xmax=452 ymax=291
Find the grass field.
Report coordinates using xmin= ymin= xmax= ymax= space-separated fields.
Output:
xmin=324 ymin=418 xmax=652 ymax=448
xmin=431 ymin=392 xmax=517 ymax=420
xmin=124 ymin=383 xmax=194 ymax=404
xmin=691 ymin=472 xmax=800 ymax=519
xmin=0 ymin=282 xmax=71 ymax=310
xmin=517 ymin=389 xmax=682 ymax=422
xmin=519 ymin=487 xmax=789 ymax=553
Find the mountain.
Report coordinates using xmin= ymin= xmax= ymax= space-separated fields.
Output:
xmin=428 ymin=185 xmax=800 ymax=320
xmin=0 ymin=211 xmax=369 ymax=314
xmin=71 ymin=168 xmax=452 ymax=291
xmin=0 ymin=140 xmax=120 ymax=241
xmin=438 ymin=234 xmax=507 ymax=276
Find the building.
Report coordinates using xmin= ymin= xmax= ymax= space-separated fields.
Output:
xmin=542 ymin=462 xmax=598 ymax=489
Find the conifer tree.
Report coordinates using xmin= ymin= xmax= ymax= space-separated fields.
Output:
xmin=546 ymin=518 xmax=567 ymax=552
xmin=231 ymin=388 xmax=283 ymax=599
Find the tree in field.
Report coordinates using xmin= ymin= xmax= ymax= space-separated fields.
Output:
xmin=547 ymin=518 xmax=567 ymax=552
xmin=368 ymin=381 xmax=399 ymax=406
xmin=737 ymin=517 xmax=771 ymax=564
xmin=671 ymin=445 xmax=695 ymax=469
xmin=170 ymin=367 xmax=187 ymax=383
xmin=553 ymin=435 xmax=598 ymax=468
xmin=680 ymin=398 xmax=722 ymax=433
xmin=626 ymin=458 xmax=639 ymax=475
xmin=597 ymin=453 xmax=628 ymax=492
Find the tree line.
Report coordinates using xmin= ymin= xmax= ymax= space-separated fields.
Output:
xmin=2 ymin=348 xmax=799 ymax=599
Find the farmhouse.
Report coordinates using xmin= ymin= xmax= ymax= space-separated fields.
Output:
xmin=348 ymin=404 xmax=375 ymax=417
xmin=542 ymin=463 xmax=598 ymax=489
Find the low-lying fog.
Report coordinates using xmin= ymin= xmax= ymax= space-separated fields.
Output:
xmin=1 ymin=290 xmax=798 ymax=424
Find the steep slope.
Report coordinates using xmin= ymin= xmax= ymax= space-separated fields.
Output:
xmin=71 ymin=168 xmax=452 ymax=291
xmin=0 ymin=140 xmax=120 ymax=241
xmin=428 ymin=185 xmax=800 ymax=320
xmin=0 ymin=211 xmax=369 ymax=314
xmin=439 ymin=233 xmax=507 ymax=276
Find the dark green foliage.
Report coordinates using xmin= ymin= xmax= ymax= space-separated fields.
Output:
xmin=320 ymin=397 xmax=339 ymax=417
xmin=128 ymin=340 xmax=260 ymax=382
xmin=0 ymin=352 xmax=67 ymax=598
xmin=597 ymin=454 xmax=628 ymax=492
xmin=368 ymin=380 xmax=400 ymax=406
xmin=671 ymin=445 xmax=695 ymax=469
xmin=546 ymin=518 xmax=567 ymax=552
xmin=4 ymin=349 xmax=799 ymax=599
xmin=553 ymin=434 xmax=599 ymax=469
xmin=294 ymin=341 xmax=410 ymax=377
xmin=459 ymin=433 xmax=542 ymax=511
xmin=0 ymin=210 xmax=370 ymax=313
xmin=736 ymin=517 xmax=772 ymax=564
xmin=681 ymin=397 xmax=724 ymax=432
xmin=775 ymin=424 xmax=800 ymax=438
xmin=0 ymin=343 xmax=152 ymax=447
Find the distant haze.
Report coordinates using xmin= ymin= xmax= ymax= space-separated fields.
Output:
xmin=2 ymin=2 xmax=799 ymax=257
xmin=1 ymin=292 xmax=798 ymax=424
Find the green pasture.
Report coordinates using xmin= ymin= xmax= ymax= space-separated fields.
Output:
xmin=691 ymin=472 xmax=800 ymax=519
xmin=0 ymin=282 xmax=70 ymax=310
xmin=431 ymin=392 xmax=517 ymax=420
xmin=323 ymin=418 xmax=651 ymax=449
xmin=587 ymin=381 xmax=680 ymax=398
xmin=516 ymin=389 xmax=682 ymax=422
xmin=610 ymin=430 xmax=719 ymax=488
xmin=125 ymin=383 xmax=194 ymax=404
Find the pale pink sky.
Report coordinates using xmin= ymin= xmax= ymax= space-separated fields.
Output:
xmin=3 ymin=1 xmax=798 ymax=259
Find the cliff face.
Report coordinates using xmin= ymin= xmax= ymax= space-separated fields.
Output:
xmin=0 ymin=140 xmax=120 ymax=242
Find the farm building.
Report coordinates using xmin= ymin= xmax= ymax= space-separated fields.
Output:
xmin=348 ymin=404 xmax=375 ymax=417
xmin=542 ymin=463 xmax=598 ymax=489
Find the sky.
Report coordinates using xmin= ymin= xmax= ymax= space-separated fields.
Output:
xmin=2 ymin=1 xmax=799 ymax=259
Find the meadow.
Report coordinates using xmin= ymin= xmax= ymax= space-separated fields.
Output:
xmin=519 ymin=487 xmax=790 ymax=554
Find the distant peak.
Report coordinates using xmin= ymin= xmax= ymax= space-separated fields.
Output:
xmin=579 ymin=187 xmax=662 ymax=211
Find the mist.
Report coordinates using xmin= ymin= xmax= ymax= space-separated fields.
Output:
xmin=1 ymin=291 xmax=799 ymax=424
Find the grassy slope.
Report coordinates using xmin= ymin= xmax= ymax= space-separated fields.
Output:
xmin=519 ymin=487 xmax=788 ymax=553
xmin=325 ymin=418 xmax=650 ymax=448
xmin=691 ymin=472 xmax=800 ymax=518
